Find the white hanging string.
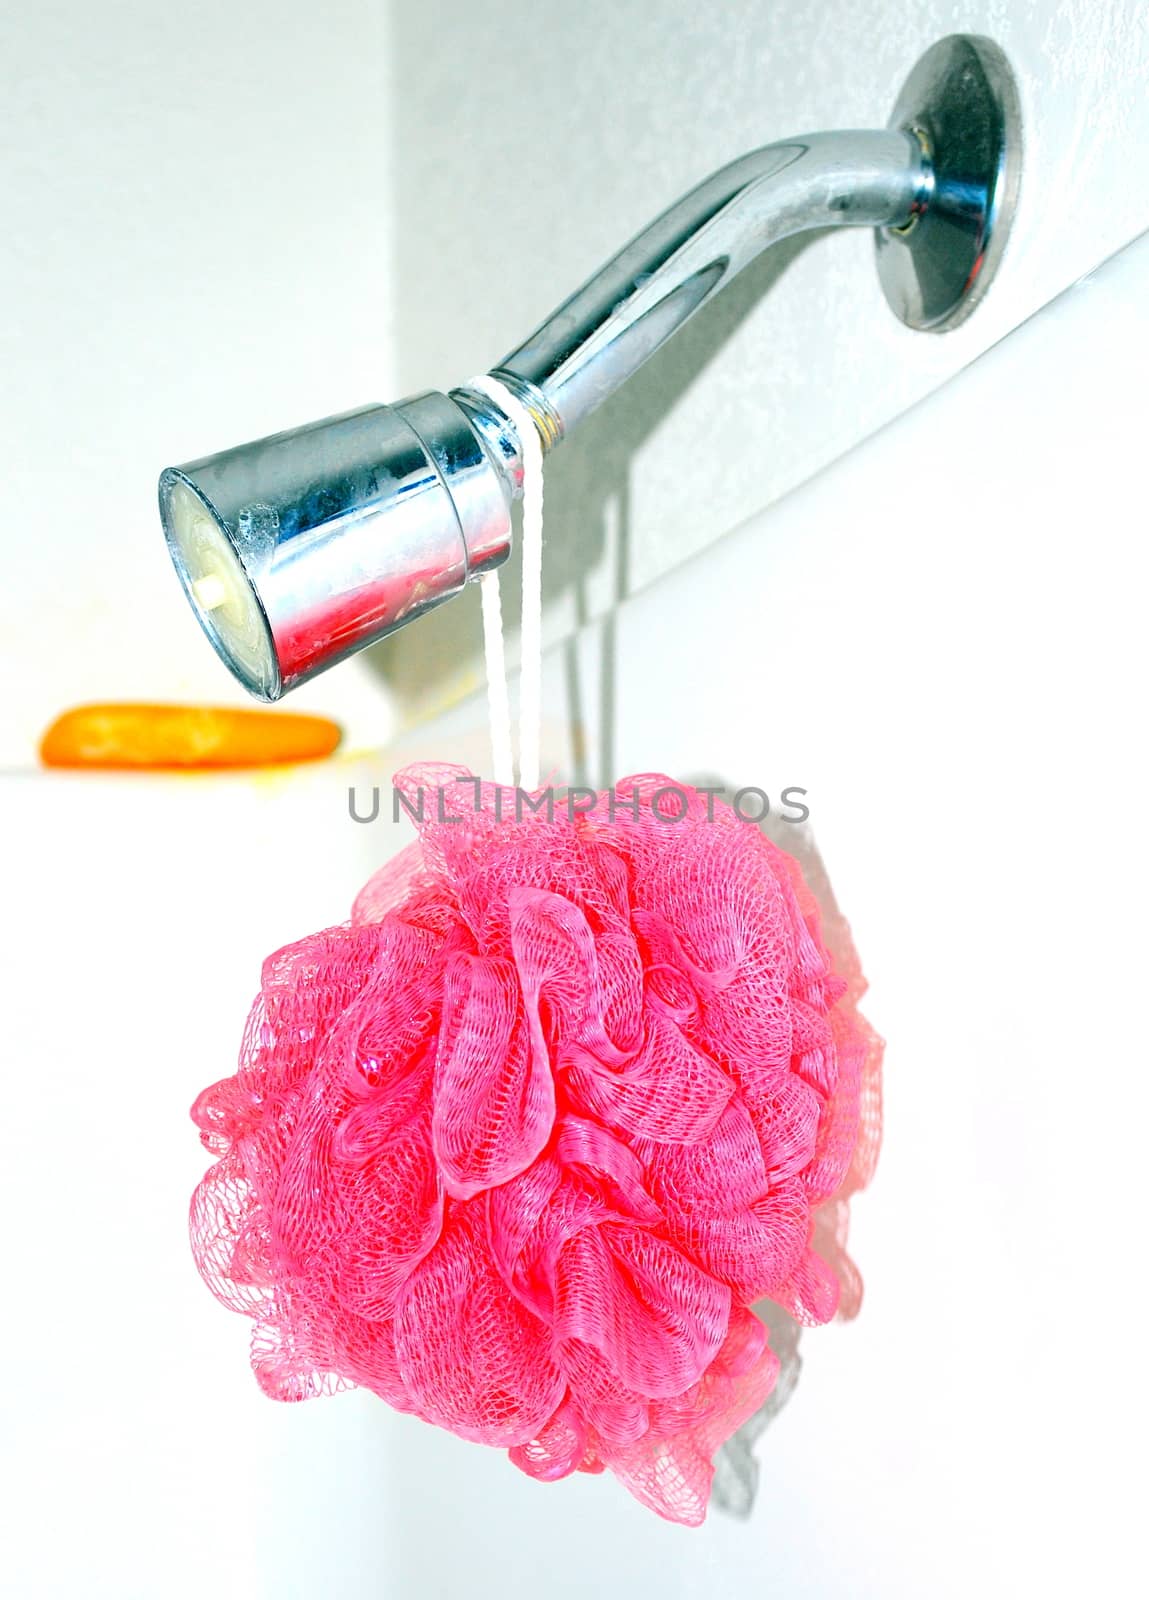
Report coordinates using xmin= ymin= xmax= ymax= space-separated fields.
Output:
xmin=477 ymin=565 xmax=514 ymax=787
xmin=467 ymin=374 xmax=545 ymax=793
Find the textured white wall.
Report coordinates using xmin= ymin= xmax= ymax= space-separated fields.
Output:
xmin=376 ymin=0 xmax=1149 ymax=722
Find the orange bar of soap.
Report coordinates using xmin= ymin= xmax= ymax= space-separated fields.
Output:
xmin=39 ymin=703 xmax=342 ymax=770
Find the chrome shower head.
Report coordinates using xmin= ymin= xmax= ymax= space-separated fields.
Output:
xmin=159 ymin=392 xmax=512 ymax=700
xmin=158 ymin=33 xmax=1019 ymax=701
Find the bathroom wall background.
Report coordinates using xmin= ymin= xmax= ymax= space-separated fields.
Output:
xmin=4 ymin=1 xmax=1149 ymax=762
xmin=0 ymin=0 xmax=401 ymax=765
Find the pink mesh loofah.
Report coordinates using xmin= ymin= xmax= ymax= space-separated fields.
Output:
xmin=190 ymin=765 xmax=881 ymax=1524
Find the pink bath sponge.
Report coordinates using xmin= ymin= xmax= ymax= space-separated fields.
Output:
xmin=190 ymin=765 xmax=881 ymax=1524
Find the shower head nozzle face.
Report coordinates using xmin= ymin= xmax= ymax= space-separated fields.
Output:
xmin=157 ymin=395 xmax=512 ymax=702
xmin=160 ymin=472 xmax=280 ymax=700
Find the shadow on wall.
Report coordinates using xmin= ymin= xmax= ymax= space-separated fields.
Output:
xmin=360 ymin=192 xmax=825 ymax=730
xmin=714 ymin=1297 xmax=803 ymax=1518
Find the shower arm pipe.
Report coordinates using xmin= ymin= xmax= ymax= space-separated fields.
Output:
xmin=446 ymin=28 xmax=1022 ymax=485
xmin=455 ymin=129 xmax=930 ymax=471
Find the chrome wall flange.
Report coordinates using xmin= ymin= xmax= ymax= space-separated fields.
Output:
xmin=877 ymin=34 xmax=1022 ymax=331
